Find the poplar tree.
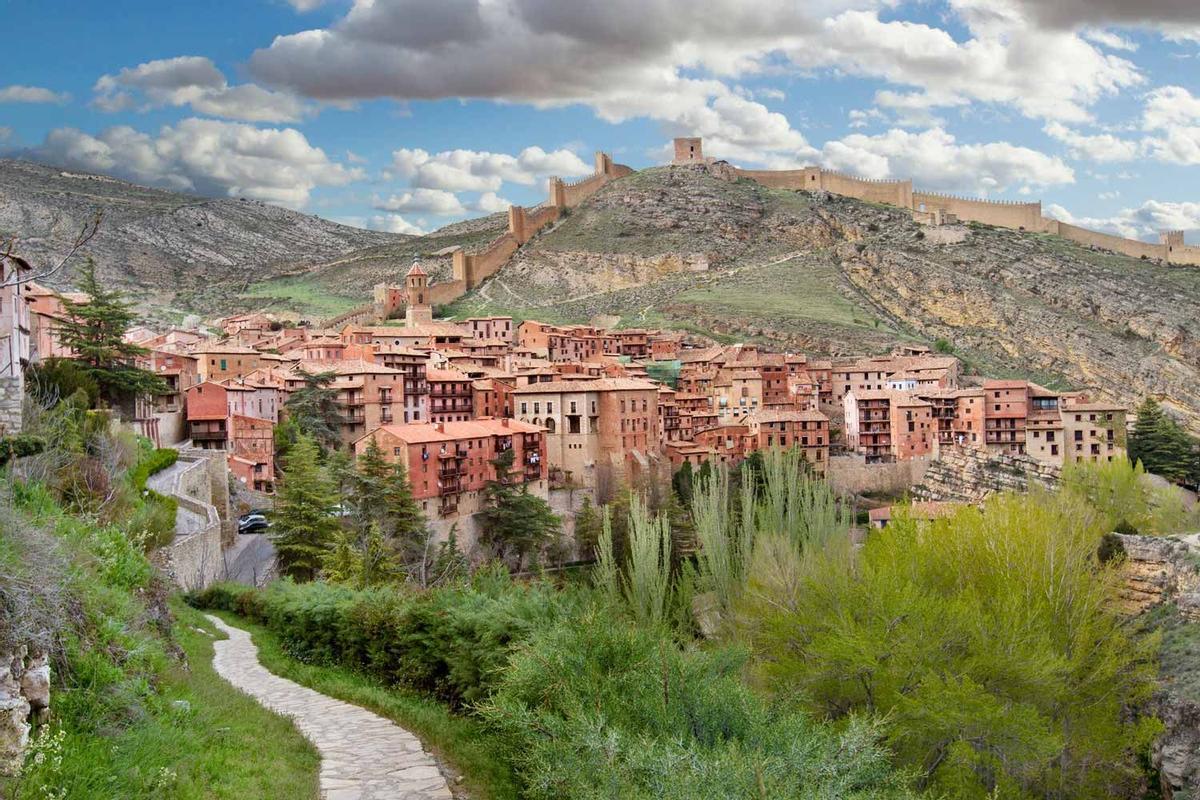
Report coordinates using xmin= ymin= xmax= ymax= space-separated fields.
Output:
xmin=271 ymin=435 xmax=339 ymax=580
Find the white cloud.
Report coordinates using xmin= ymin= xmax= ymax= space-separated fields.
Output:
xmin=1082 ymin=29 xmax=1138 ymax=51
xmin=471 ymin=191 xmax=511 ymax=213
xmin=1141 ymin=86 xmax=1200 ymax=165
xmin=389 ymin=146 xmax=590 ymax=192
xmin=286 ymin=0 xmax=327 ymax=10
xmin=368 ymin=213 xmax=426 ymax=235
xmin=1043 ymin=121 xmax=1142 ymax=162
xmin=93 ymin=56 xmax=308 ymax=123
xmin=26 ymin=118 xmax=362 ymax=208
xmin=345 ymin=149 xmax=367 ymax=164
xmin=1099 ymin=190 xmax=1121 ymax=200
xmin=0 ymin=85 xmax=69 ymax=104
xmin=1048 ymin=199 xmax=1200 ymax=240
xmin=374 ymin=188 xmax=466 ymax=215
xmin=818 ymin=127 xmax=1074 ymax=194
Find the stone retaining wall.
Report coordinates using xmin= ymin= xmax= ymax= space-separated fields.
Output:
xmin=827 ymin=452 xmax=933 ymax=496
xmin=0 ymin=377 xmax=22 ymax=435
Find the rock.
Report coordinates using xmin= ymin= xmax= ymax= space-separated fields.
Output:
xmin=19 ymin=652 xmax=49 ymax=720
xmin=912 ymin=446 xmax=1061 ymax=505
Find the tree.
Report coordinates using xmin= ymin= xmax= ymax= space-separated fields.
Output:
xmin=284 ymin=371 xmax=342 ymax=452
xmin=270 ymin=435 xmax=339 ymax=580
xmin=53 ymin=260 xmax=166 ymax=404
xmin=351 ymin=436 xmax=426 ymax=565
xmin=671 ymin=461 xmax=694 ymax=506
xmin=477 ymin=448 xmax=560 ymax=571
xmin=322 ymin=523 xmax=402 ymax=588
xmin=1128 ymin=398 xmax=1198 ymax=485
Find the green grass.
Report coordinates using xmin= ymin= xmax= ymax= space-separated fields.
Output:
xmin=208 ymin=610 xmax=520 ymax=800
xmin=239 ymin=277 xmax=364 ymax=317
xmin=5 ymin=601 xmax=320 ymax=800
xmin=676 ymin=257 xmax=883 ymax=330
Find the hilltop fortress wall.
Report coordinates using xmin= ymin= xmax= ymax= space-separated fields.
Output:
xmin=681 ymin=138 xmax=1200 ymax=268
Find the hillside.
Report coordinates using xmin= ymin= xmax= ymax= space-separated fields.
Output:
xmin=445 ymin=165 xmax=1200 ymax=432
xmin=0 ymin=159 xmax=407 ymax=321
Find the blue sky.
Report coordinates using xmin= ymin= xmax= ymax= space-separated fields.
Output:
xmin=3 ymin=0 xmax=1200 ymax=241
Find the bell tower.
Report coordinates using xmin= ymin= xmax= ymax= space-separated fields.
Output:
xmin=404 ymin=259 xmax=433 ymax=326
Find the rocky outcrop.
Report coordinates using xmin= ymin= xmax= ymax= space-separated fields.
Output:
xmin=1107 ymin=533 xmax=1200 ymax=798
xmin=911 ymin=446 xmax=1061 ymax=505
xmin=0 ymin=647 xmax=50 ymax=776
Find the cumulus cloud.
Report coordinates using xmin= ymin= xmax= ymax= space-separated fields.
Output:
xmin=374 ymin=188 xmax=467 ymax=215
xmin=1048 ymin=199 xmax=1200 ymax=240
xmin=994 ymin=0 xmax=1200 ymax=30
xmin=0 ymin=85 xmax=69 ymax=104
xmin=471 ymin=191 xmax=511 ymax=213
xmin=1043 ymin=122 xmax=1142 ymax=162
xmin=25 ymin=118 xmax=361 ymax=208
xmin=1141 ymin=86 xmax=1200 ymax=165
xmin=368 ymin=213 xmax=426 ymax=235
xmin=818 ymin=127 xmax=1074 ymax=194
xmin=93 ymin=56 xmax=308 ymax=123
xmin=389 ymin=146 xmax=590 ymax=192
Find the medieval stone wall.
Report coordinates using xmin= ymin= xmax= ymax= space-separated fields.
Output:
xmin=1048 ymin=220 xmax=1170 ymax=261
xmin=826 ymin=452 xmax=933 ymax=495
xmin=912 ymin=192 xmax=1043 ymax=230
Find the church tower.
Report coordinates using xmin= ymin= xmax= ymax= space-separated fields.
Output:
xmin=404 ymin=259 xmax=433 ymax=326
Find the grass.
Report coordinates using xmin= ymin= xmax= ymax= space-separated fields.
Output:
xmin=675 ymin=257 xmax=885 ymax=330
xmin=208 ymin=610 xmax=520 ymax=800
xmin=239 ymin=276 xmax=364 ymax=317
xmin=4 ymin=600 xmax=321 ymax=800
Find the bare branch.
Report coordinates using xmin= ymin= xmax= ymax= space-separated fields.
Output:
xmin=0 ymin=211 xmax=103 ymax=289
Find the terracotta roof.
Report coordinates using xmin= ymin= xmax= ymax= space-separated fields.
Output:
xmin=512 ymin=377 xmax=659 ymax=394
xmin=406 ymin=260 xmax=428 ymax=277
xmin=746 ymin=409 xmax=829 ymax=424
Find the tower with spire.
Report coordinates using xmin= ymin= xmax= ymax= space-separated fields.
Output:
xmin=404 ymin=259 xmax=433 ymax=326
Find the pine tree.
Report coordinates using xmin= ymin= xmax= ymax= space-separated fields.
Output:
xmin=1128 ymin=398 xmax=1197 ymax=484
xmin=351 ymin=436 xmax=426 ymax=564
xmin=271 ymin=435 xmax=339 ymax=580
xmin=322 ymin=523 xmax=402 ymax=588
xmin=477 ymin=448 xmax=560 ymax=571
xmin=672 ymin=461 xmax=695 ymax=506
xmin=284 ymin=371 xmax=343 ymax=452
xmin=53 ymin=259 xmax=166 ymax=404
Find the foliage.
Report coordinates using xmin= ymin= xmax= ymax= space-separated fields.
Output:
xmin=671 ymin=460 xmax=694 ymax=506
xmin=190 ymin=568 xmax=583 ymax=709
xmin=737 ymin=491 xmax=1161 ymax=799
xmin=52 ymin=260 xmax=167 ymax=404
xmin=1062 ymin=457 xmax=1198 ymax=535
xmin=478 ymin=611 xmax=918 ymax=800
xmin=476 ymin=449 xmax=561 ymax=570
xmin=322 ymin=524 xmax=403 ymax=589
xmin=126 ymin=447 xmax=178 ymax=492
xmin=1127 ymin=397 xmax=1199 ymax=485
xmin=620 ymin=495 xmax=672 ymax=627
xmin=270 ymin=434 xmax=339 ymax=580
xmin=349 ymin=437 xmax=426 ymax=563
xmin=0 ymin=434 xmax=46 ymax=466
xmin=25 ymin=358 xmax=99 ymax=408
xmin=282 ymin=371 xmax=342 ymax=452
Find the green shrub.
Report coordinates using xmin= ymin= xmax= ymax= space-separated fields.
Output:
xmin=128 ymin=447 xmax=179 ymax=493
xmin=0 ymin=434 xmax=47 ymax=464
xmin=479 ymin=610 xmax=917 ymax=800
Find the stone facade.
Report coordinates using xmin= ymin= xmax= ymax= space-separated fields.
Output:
xmin=911 ymin=445 xmax=1061 ymax=505
xmin=0 ymin=376 xmax=22 ymax=435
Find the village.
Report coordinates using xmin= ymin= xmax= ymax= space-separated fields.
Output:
xmin=1 ymin=248 xmax=1129 ymax=551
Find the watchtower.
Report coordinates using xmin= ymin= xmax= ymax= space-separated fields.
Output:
xmin=404 ymin=259 xmax=433 ymax=326
xmin=673 ymin=137 xmax=703 ymax=164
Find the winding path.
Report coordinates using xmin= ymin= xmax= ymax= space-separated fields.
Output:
xmin=205 ymin=615 xmax=453 ymax=800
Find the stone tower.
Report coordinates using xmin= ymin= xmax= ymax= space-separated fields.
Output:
xmin=673 ymin=137 xmax=703 ymax=164
xmin=1159 ymin=230 xmax=1185 ymax=249
xmin=404 ymin=259 xmax=433 ymax=326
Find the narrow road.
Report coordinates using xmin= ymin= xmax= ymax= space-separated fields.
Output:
xmin=207 ymin=615 xmax=453 ymax=800
xmin=223 ymin=533 xmax=276 ymax=585
xmin=146 ymin=460 xmax=207 ymax=536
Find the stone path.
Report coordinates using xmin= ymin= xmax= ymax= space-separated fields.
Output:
xmin=205 ymin=615 xmax=453 ymax=800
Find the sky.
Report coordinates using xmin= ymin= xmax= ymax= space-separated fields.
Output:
xmin=3 ymin=0 xmax=1200 ymax=241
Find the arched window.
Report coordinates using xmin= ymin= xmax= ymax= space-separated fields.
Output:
xmin=545 ymin=417 xmax=557 ymax=434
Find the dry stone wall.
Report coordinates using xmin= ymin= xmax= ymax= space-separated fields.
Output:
xmin=0 ymin=648 xmax=49 ymax=776
xmin=0 ymin=377 xmax=22 ymax=435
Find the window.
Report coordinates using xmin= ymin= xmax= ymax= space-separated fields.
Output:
xmin=1051 ymin=444 xmax=1059 ymax=456
xmin=1074 ymin=430 xmax=1083 ymax=441
xmin=220 ymin=359 xmax=227 ymax=371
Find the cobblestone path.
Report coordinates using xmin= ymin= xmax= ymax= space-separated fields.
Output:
xmin=206 ymin=615 xmax=453 ymax=800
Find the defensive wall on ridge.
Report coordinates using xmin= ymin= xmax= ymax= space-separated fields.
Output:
xmin=713 ymin=138 xmax=1200 ymax=267
xmin=325 ymin=150 xmax=632 ymax=328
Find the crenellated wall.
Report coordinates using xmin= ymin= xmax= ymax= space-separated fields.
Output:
xmin=1047 ymin=220 xmax=1167 ymax=261
xmin=912 ymin=192 xmax=1042 ymax=231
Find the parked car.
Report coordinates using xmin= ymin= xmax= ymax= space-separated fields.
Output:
xmin=238 ymin=513 xmax=269 ymax=534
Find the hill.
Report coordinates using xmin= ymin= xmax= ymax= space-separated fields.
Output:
xmin=0 ymin=159 xmax=407 ymax=322
xmin=444 ymin=165 xmax=1200 ymax=432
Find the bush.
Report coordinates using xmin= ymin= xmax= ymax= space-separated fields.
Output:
xmin=128 ymin=448 xmax=179 ymax=493
xmin=191 ymin=566 xmax=582 ymax=707
xmin=479 ymin=611 xmax=917 ymax=800
xmin=0 ymin=434 xmax=47 ymax=465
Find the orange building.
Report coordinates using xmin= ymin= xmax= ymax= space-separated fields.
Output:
xmin=427 ymin=368 xmax=474 ymax=423
xmin=743 ymin=409 xmax=830 ymax=474
xmin=355 ymin=418 xmax=547 ymax=520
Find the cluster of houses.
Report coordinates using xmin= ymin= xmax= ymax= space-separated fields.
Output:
xmin=0 ymin=259 xmax=1128 ymax=529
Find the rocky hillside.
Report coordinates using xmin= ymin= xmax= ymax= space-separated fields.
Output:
xmin=0 ymin=159 xmax=405 ymax=318
xmin=446 ymin=164 xmax=1200 ymax=433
